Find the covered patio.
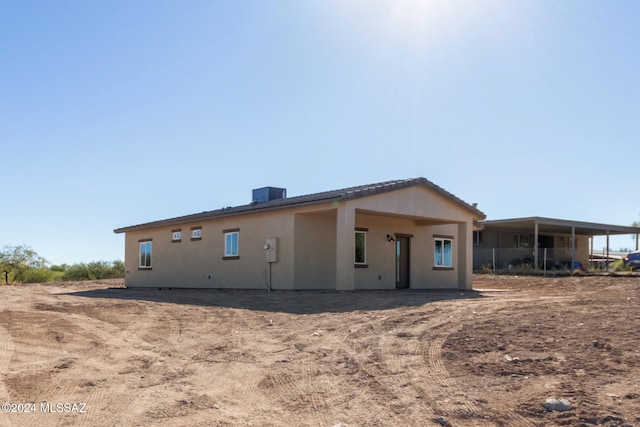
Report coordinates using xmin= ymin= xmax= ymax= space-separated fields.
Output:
xmin=474 ymin=217 xmax=640 ymax=272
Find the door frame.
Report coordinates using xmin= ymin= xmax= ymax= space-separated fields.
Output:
xmin=395 ymin=233 xmax=413 ymax=289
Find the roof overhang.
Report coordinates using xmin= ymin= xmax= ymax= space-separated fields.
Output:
xmin=114 ymin=177 xmax=486 ymax=234
xmin=480 ymin=217 xmax=640 ymax=237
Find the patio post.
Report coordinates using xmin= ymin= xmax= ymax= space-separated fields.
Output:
xmin=571 ymin=226 xmax=576 ymax=270
xmin=534 ymin=221 xmax=539 ymax=271
xmin=606 ymin=231 xmax=610 ymax=271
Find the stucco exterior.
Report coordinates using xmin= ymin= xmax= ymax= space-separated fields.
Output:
xmin=115 ymin=179 xmax=485 ymax=290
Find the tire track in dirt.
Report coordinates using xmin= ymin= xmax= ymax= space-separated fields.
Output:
xmin=422 ymin=305 xmax=537 ymax=427
xmin=0 ymin=324 xmax=15 ymax=392
xmin=299 ymin=360 xmax=330 ymax=427
xmin=302 ymin=324 xmax=361 ymax=426
xmin=0 ymin=311 xmax=112 ymax=427
xmin=0 ymin=324 xmax=16 ymax=427
xmin=54 ymin=311 xmax=164 ymax=426
xmin=265 ymin=360 xmax=333 ymax=426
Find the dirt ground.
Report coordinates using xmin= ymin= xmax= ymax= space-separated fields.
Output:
xmin=0 ymin=275 xmax=639 ymax=427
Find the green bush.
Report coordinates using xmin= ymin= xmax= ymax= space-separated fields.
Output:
xmin=611 ymin=259 xmax=631 ymax=272
xmin=22 ymin=268 xmax=63 ymax=283
xmin=62 ymin=263 xmax=91 ymax=281
xmin=62 ymin=260 xmax=124 ymax=281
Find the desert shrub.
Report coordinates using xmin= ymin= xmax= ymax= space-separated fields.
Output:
xmin=479 ymin=264 xmax=493 ymax=274
xmin=50 ymin=264 xmax=68 ymax=272
xmin=611 ymin=259 xmax=631 ymax=272
xmin=62 ymin=261 xmax=124 ymax=281
xmin=22 ymin=268 xmax=63 ymax=283
xmin=62 ymin=263 xmax=91 ymax=281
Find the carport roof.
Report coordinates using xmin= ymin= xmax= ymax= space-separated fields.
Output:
xmin=115 ymin=177 xmax=486 ymax=234
xmin=480 ymin=217 xmax=640 ymax=236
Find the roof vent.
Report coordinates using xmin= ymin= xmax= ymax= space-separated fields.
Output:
xmin=252 ymin=187 xmax=287 ymax=204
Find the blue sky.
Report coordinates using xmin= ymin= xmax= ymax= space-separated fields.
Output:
xmin=1 ymin=0 xmax=639 ymax=265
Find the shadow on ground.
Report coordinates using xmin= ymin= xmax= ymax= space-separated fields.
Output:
xmin=61 ymin=287 xmax=484 ymax=314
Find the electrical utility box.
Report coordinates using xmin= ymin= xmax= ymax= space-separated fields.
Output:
xmin=265 ymin=238 xmax=278 ymax=263
xmin=252 ymin=187 xmax=286 ymax=204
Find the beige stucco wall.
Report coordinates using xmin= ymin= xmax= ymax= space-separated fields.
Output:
xmin=293 ymin=210 xmax=337 ymax=290
xmin=344 ymin=186 xmax=474 ymax=290
xmin=124 ymin=210 xmax=296 ymax=289
xmin=123 ymin=185 xmax=478 ymax=290
xmin=347 ymin=214 xmax=468 ymax=290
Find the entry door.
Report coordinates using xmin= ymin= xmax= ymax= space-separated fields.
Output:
xmin=396 ymin=236 xmax=410 ymax=289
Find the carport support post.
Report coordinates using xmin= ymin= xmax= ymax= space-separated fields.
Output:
xmin=636 ymin=233 xmax=639 ymax=251
xmin=336 ymin=204 xmax=356 ymax=291
xmin=457 ymin=221 xmax=472 ymax=290
xmin=606 ymin=231 xmax=610 ymax=271
xmin=534 ymin=221 xmax=539 ymax=271
xmin=571 ymin=226 xmax=576 ymax=270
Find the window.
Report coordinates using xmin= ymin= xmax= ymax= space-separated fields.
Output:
xmin=191 ymin=227 xmax=202 ymax=241
xmin=434 ymin=237 xmax=452 ymax=268
xmin=514 ymin=233 xmax=529 ymax=249
xmin=172 ymin=229 xmax=181 ymax=242
xmin=473 ymin=231 xmax=483 ymax=246
xmin=139 ymin=241 xmax=152 ymax=269
xmin=224 ymin=231 xmax=239 ymax=258
xmin=355 ymin=230 xmax=367 ymax=265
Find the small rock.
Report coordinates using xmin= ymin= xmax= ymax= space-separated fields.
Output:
xmin=593 ymin=339 xmax=612 ymax=350
xmin=504 ymin=354 xmax=520 ymax=362
xmin=312 ymin=331 xmax=321 ymax=336
xmin=276 ymin=358 xmax=291 ymax=363
xmin=543 ymin=398 xmax=571 ymax=412
xmin=435 ymin=416 xmax=449 ymax=426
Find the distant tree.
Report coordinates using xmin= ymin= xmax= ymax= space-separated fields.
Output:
xmin=62 ymin=263 xmax=91 ymax=281
xmin=0 ymin=245 xmax=47 ymax=284
xmin=50 ymin=264 xmax=68 ymax=272
xmin=22 ymin=268 xmax=58 ymax=283
xmin=61 ymin=260 xmax=124 ymax=281
xmin=109 ymin=260 xmax=125 ymax=278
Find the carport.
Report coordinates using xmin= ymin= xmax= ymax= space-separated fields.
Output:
xmin=479 ymin=217 xmax=640 ymax=270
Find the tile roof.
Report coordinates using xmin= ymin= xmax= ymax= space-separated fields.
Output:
xmin=114 ymin=177 xmax=485 ymax=233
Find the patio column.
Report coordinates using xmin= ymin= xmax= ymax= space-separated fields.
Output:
xmin=606 ymin=231 xmax=610 ymax=270
xmin=534 ymin=221 xmax=539 ymax=271
xmin=335 ymin=203 xmax=356 ymax=291
xmin=636 ymin=233 xmax=639 ymax=251
xmin=571 ymin=226 xmax=576 ymax=269
xmin=457 ymin=221 xmax=472 ymax=290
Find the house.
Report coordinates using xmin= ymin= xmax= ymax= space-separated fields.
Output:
xmin=473 ymin=217 xmax=640 ymax=271
xmin=114 ymin=178 xmax=486 ymax=290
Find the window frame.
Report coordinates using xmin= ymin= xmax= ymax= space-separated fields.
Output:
xmin=191 ymin=226 xmax=202 ymax=241
xmin=139 ymin=240 xmax=152 ymax=269
xmin=513 ymin=233 xmax=530 ymax=249
xmin=223 ymin=229 xmax=239 ymax=259
xmin=473 ymin=231 xmax=483 ymax=246
xmin=354 ymin=229 xmax=367 ymax=267
xmin=172 ymin=229 xmax=182 ymax=242
xmin=434 ymin=236 xmax=453 ymax=269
